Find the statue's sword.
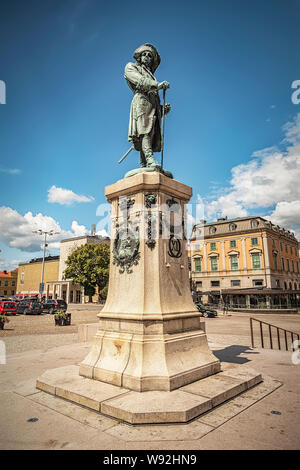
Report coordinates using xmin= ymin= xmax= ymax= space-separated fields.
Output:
xmin=118 ymin=145 xmax=134 ymax=164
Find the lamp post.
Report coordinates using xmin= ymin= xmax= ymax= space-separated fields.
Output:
xmin=32 ymin=229 xmax=60 ymax=301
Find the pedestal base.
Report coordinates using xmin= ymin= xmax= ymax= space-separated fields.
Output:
xmin=79 ymin=315 xmax=220 ymax=391
xmin=36 ymin=364 xmax=262 ymax=424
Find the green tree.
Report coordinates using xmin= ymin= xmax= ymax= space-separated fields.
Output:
xmin=63 ymin=243 xmax=110 ymax=302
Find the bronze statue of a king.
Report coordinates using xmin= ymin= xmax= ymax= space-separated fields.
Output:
xmin=123 ymin=43 xmax=172 ymax=176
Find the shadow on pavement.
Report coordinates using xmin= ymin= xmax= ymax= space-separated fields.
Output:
xmin=212 ymin=345 xmax=260 ymax=364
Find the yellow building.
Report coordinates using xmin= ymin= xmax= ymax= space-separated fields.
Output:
xmin=0 ymin=269 xmax=18 ymax=297
xmin=16 ymin=234 xmax=110 ymax=303
xmin=190 ymin=216 xmax=300 ymax=310
xmin=17 ymin=256 xmax=60 ymax=299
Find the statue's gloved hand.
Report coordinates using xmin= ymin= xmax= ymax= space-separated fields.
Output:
xmin=158 ymin=81 xmax=170 ymax=90
xmin=163 ymin=103 xmax=171 ymax=114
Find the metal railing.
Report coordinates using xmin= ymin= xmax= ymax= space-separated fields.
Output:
xmin=250 ymin=317 xmax=300 ymax=351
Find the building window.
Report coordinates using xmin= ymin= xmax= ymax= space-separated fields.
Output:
xmin=297 ymin=261 xmax=299 ymax=273
xmin=0 ymin=281 xmax=1 ymax=286
xmin=272 ymin=239 xmax=275 ymax=247
xmin=287 ymin=259 xmax=290 ymax=272
xmin=211 ymin=280 xmax=220 ymax=287
xmin=196 ymin=281 xmax=202 ymax=289
xmin=251 ymin=253 xmax=260 ymax=269
xmin=273 ymin=253 xmax=278 ymax=270
xmin=210 ymin=257 xmax=218 ymax=272
xmin=230 ymin=240 xmax=236 ymax=248
xmin=11 ymin=290 xmax=15 ymax=295
xmin=284 ymin=281 xmax=287 ymax=290
xmin=292 ymin=260 xmax=295 ymax=272
xmin=251 ymin=220 xmax=259 ymax=228
xmin=251 ymin=238 xmax=258 ymax=246
xmin=229 ymin=223 xmax=237 ymax=231
xmin=12 ymin=281 xmax=15 ymax=286
xmin=275 ymin=280 xmax=280 ymax=288
xmin=231 ymin=280 xmax=241 ymax=287
xmin=194 ymin=258 xmax=201 ymax=272
xmin=230 ymin=255 xmax=239 ymax=270
xmin=253 ymin=279 xmax=263 ymax=287
xmin=281 ymin=258 xmax=285 ymax=271
xmin=21 ymin=273 xmax=24 ymax=284
xmin=290 ymin=246 xmax=292 ymax=255
xmin=4 ymin=281 xmax=8 ymax=286
xmin=4 ymin=290 xmax=7 ymax=295
xmin=210 ymin=242 xmax=216 ymax=250
xmin=285 ymin=244 xmax=288 ymax=253
xmin=209 ymin=226 xmax=216 ymax=234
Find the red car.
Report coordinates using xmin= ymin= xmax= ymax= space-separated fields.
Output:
xmin=0 ymin=301 xmax=17 ymax=315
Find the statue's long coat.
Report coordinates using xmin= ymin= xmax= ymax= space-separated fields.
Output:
xmin=124 ymin=62 xmax=162 ymax=152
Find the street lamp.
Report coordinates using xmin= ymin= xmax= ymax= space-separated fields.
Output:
xmin=32 ymin=229 xmax=60 ymax=300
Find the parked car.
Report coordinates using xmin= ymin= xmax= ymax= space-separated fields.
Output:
xmin=41 ymin=299 xmax=67 ymax=314
xmin=0 ymin=301 xmax=17 ymax=315
xmin=195 ymin=304 xmax=218 ymax=318
xmin=16 ymin=299 xmax=42 ymax=315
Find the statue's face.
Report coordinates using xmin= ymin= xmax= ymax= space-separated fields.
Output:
xmin=141 ymin=50 xmax=153 ymax=68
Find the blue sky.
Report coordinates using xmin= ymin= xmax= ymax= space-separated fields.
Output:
xmin=1 ymin=0 xmax=300 ymax=269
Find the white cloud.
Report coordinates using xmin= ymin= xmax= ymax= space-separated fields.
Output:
xmin=267 ymin=201 xmax=300 ymax=227
xmin=0 ymin=167 xmax=21 ymax=175
xmin=48 ymin=185 xmax=94 ymax=205
xmin=96 ymin=229 xmax=109 ymax=238
xmin=0 ymin=206 xmax=92 ymax=253
xmin=71 ymin=220 xmax=89 ymax=237
xmin=203 ymin=113 xmax=300 ymax=238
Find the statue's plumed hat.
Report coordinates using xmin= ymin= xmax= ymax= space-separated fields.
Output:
xmin=133 ymin=43 xmax=161 ymax=72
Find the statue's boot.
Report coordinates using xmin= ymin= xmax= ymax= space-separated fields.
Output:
xmin=144 ymin=149 xmax=160 ymax=169
xmin=140 ymin=151 xmax=147 ymax=168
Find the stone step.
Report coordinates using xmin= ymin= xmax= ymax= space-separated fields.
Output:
xmin=36 ymin=365 xmax=262 ymax=424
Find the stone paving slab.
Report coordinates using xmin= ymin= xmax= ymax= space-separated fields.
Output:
xmin=197 ymin=374 xmax=281 ymax=428
xmin=105 ymin=420 xmax=214 ymax=442
xmin=28 ymin=391 xmax=117 ymax=432
xmin=181 ymin=373 xmax=248 ymax=407
xmin=36 ymin=365 xmax=129 ymax=411
xmin=101 ymin=389 xmax=212 ymax=424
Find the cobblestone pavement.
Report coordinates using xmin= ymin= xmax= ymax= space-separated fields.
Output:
xmin=0 ymin=308 xmax=300 ymax=449
xmin=1 ymin=306 xmax=299 ymax=355
xmin=0 ymin=304 xmax=101 ymax=338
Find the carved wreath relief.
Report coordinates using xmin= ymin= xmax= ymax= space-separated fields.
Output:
xmin=113 ymin=227 xmax=140 ymax=274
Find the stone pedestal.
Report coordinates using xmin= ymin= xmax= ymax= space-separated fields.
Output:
xmin=79 ymin=171 xmax=220 ymax=391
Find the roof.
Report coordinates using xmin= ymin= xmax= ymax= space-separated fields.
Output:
xmin=60 ymin=235 xmax=110 ymax=243
xmin=19 ymin=256 xmax=59 ymax=266
xmin=0 ymin=270 xmax=18 ymax=277
xmin=191 ymin=215 xmax=297 ymax=242
xmin=199 ymin=216 xmax=266 ymax=227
